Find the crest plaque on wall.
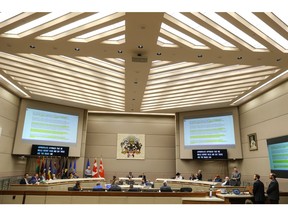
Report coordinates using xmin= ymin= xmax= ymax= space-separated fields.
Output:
xmin=117 ymin=134 xmax=145 ymax=159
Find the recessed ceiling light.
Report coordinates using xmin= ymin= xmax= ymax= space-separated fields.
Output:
xmin=29 ymin=45 xmax=35 ymax=49
xmin=237 ymin=56 xmax=242 ymax=60
xmin=134 ymin=81 xmax=138 ymax=84
xmin=276 ymin=58 xmax=281 ymax=61
xmin=138 ymin=45 xmax=144 ymax=49
xmin=156 ymin=52 xmax=162 ymax=56
xmin=74 ymin=48 xmax=80 ymax=51
xmin=197 ymin=54 xmax=203 ymax=58
xmin=118 ymin=50 xmax=123 ymax=53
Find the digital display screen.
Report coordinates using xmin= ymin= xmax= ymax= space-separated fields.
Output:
xmin=22 ymin=108 xmax=79 ymax=144
xmin=31 ymin=144 xmax=69 ymax=157
xmin=192 ymin=149 xmax=228 ymax=160
xmin=184 ymin=115 xmax=235 ymax=149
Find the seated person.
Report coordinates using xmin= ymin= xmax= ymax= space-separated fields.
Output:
xmin=213 ymin=175 xmax=222 ymax=182
xmin=128 ymin=184 xmax=141 ymax=192
xmin=175 ymin=172 xmax=183 ymax=180
xmin=126 ymin=176 xmax=135 ymax=185
xmin=108 ymin=180 xmax=122 ymax=191
xmin=221 ymin=176 xmax=230 ymax=186
xmin=19 ymin=173 xmax=30 ymax=184
xmin=127 ymin=171 xmax=134 ymax=178
xmin=72 ymin=181 xmax=82 ymax=191
xmin=39 ymin=172 xmax=46 ymax=182
xmin=84 ymin=166 xmax=92 ymax=178
xmin=29 ymin=173 xmax=39 ymax=184
xmin=93 ymin=182 xmax=104 ymax=191
xmin=189 ymin=173 xmax=197 ymax=181
xmin=160 ymin=181 xmax=172 ymax=192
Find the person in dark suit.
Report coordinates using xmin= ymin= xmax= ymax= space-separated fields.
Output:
xmin=252 ymin=174 xmax=265 ymax=204
xmin=266 ymin=173 xmax=279 ymax=204
xmin=72 ymin=181 xmax=82 ymax=191
xmin=29 ymin=173 xmax=39 ymax=184
xmin=128 ymin=184 xmax=141 ymax=192
xmin=160 ymin=181 xmax=172 ymax=192
xmin=19 ymin=173 xmax=29 ymax=184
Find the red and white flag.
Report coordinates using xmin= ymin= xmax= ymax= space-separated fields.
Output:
xmin=99 ymin=158 xmax=105 ymax=178
xmin=92 ymin=159 xmax=98 ymax=178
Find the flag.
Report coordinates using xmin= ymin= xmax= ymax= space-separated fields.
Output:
xmin=47 ymin=159 xmax=52 ymax=179
xmin=73 ymin=159 xmax=76 ymax=173
xmin=86 ymin=158 xmax=90 ymax=168
xmin=40 ymin=157 xmax=45 ymax=174
xmin=35 ymin=157 xmax=40 ymax=174
xmin=99 ymin=158 xmax=105 ymax=178
xmin=92 ymin=158 xmax=98 ymax=178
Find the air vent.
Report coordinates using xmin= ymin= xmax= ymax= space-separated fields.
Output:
xmin=132 ymin=56 xmax=148 ymax=63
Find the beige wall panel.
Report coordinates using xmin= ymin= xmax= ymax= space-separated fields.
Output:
xmin=239 ymin=81 xmax=288 ymax=114
xmin=145 ymin=147 xmax=175 ymax=160
xmin=0 ymin=154 xmax=27 ymax=177
xmin=25 ymin=195 xmax=46 ymax=204
xmin=0 ymin=194 xmax=23 ymax=204
xmin=145 ymin=135 xmax=175 ymax=147
xmin=45 ymin=195 xmax=72 ymax=204
xmin=127 ymin=196 xmax=155 ymax=204
xmin=0 ymin=87 xmax=19 ymax=105
xmin=71 ymin=195 xmax=99 ymax=204
xmin=240 ymin=93 xmax=288 ymax=128
xmin=0 ymin=100 xmax=19 ymax=122
xmin=86 ymin=133 xmax=117 ymax=146
xmin=0 ymin=116 xmax=17 ymax=138
xmin=154 ymin=197 xmax=182 ymax=204
xmin=0 ymin=136 xmax=14 ymax=153
xmin=98 ymin=196 xmax=128 ymax=204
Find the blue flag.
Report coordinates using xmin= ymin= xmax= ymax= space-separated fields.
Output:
xmin=86 ymin=158 xmax=90 ymax=168
xmin=73 ymin=159 xmax=76 ymax=172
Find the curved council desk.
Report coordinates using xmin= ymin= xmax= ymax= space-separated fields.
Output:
xmin=9 ymin=178 xmax=106 ymax=191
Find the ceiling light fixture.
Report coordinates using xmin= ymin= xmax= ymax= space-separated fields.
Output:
xmin=74 ymin=48 xmax=80 ymax=51
xmin=29 ymin=45 xmax=35 ymax=49
xmin=117 ymin=50 xmax=123 ymax=53
xmin=138 ymin=45 xmax=144 ymax=49
xmin=156 ymin=52 xmax=162 ymax=56
xmin=0 ymin=74 xmax=30 ymax=97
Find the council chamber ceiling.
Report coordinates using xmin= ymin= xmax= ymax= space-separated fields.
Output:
xmin=0 ymin=12 xmax=287 ymax=113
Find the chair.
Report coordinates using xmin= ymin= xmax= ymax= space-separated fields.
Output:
xmin=92 ymin=188 xmax=105 ymax=191
xmin=160 ymin=187 xmax=173 ymax=192
xmin=180 ymin=187 xmax=192 ymax=192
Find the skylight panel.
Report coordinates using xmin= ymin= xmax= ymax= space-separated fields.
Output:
xmin=75 ymin=20 xmax=125 ymax=39
xmin=0 ymin=12 xmax=22 ymax=22
xmin=158 ymin=36 xmax=174 ymax=44
xmin=5 ymin=12 xmax=68 ymax=35
xmin=168 ymin=12 xmax=235 ymax=48
xmin=161 ymin=23 xmax=205 ymax=46
xmin=202 ymin=12 xmax=267 ymax=50
xmin=273 ymin=12 xmax=288 ymax=26
xmin=237 ymin=12 xmax=288 ymax=50
xmin=41 ymin=12 xmax=116 ymax=37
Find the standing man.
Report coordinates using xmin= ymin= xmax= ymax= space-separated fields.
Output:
xmin=266 ymin=173 xmax=280 ymax=204
xmin=253 ymin=174 xmax=265 ymax=204
xmin=231 ymin=167 xmax=241 ymax=186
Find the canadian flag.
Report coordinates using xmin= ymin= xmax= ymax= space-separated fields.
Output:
xmin=99 ymin=158 xmax=105 ymax=178
xmin=92 ymin=159 xmax=98 ymax=178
